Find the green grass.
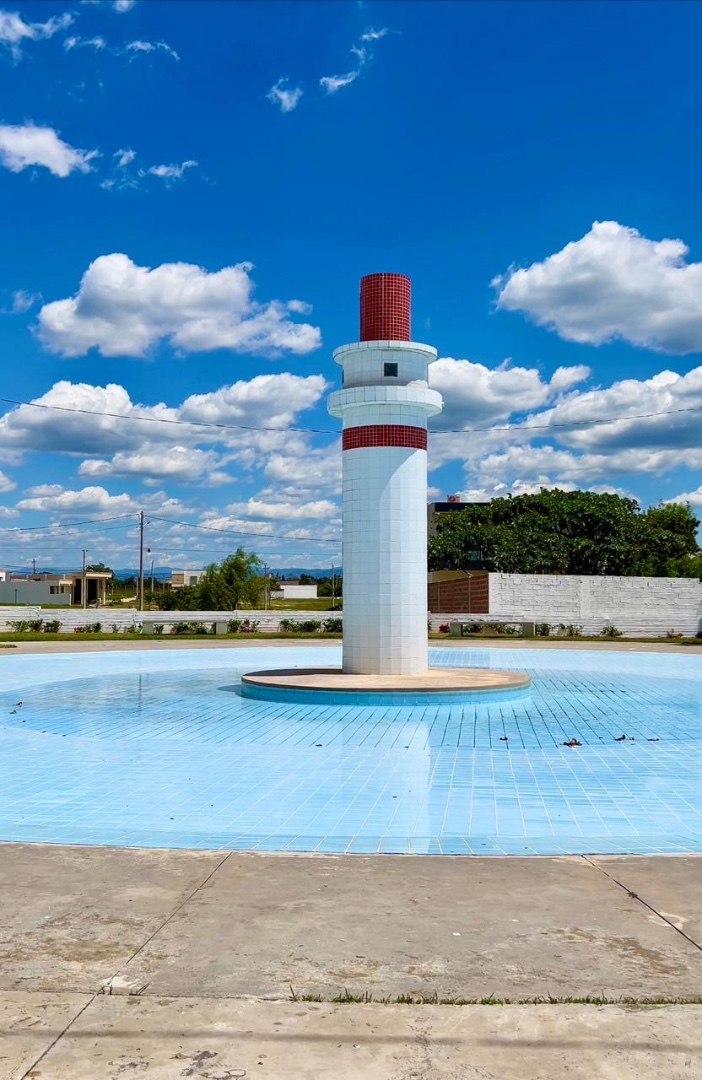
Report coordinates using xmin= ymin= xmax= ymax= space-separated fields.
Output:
xmin=430 ymin=633 xmax=702 ymax=645
xmin=264 ymin=598 xmax=340 ymax=611
xmin=0 ymin=631 xmax=343 ymax=642
xmin=289 ymin=987 xmax=702 ymax=1006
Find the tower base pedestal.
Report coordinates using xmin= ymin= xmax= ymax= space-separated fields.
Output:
xmin=241 ymin=667 xmax=531 ymax=705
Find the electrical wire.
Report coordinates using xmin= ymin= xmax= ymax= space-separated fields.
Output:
xmin=149 ymin=514 xmax=340 ymax=544
xmin=1 ymin=396 xmax=701 ymax=436
xmin=0 ymin=515 xmax=136 ymax=534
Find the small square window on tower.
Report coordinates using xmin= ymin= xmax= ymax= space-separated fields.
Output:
xmin=384 ymin=362 xmax=398 ymax=377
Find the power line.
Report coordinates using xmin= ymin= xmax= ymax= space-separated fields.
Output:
xmin=0 ymin=397 xmax=334 ymax=435
xmin=149 ymin=514 xmax=341 ymax=544
xmin=0 ymin=515 xmax=135 ymax=534
xmin=1 ymin=395 xmax=701 ymax=436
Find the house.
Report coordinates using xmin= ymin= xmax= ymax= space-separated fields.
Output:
xmin=270 ymin=579 xmax=318 ymax=600
xmin=169 ymin=570 xmax=206 ymax=589
xmin=0 ymin=571 xmax=112 ymax=607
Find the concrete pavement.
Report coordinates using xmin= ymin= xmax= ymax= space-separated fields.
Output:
xmin=3 ymin=637 xmax=702 ymax=654
xmin=1 ymin=845 xmax=701 ymax=1078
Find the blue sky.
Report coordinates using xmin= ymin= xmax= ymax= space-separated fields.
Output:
xmin=1 ymin=0 xmax=701 ymax=571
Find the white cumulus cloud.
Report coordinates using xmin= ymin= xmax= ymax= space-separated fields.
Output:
xmin=428 ymin=357 xmax=590 ymax=429
xmin=0 ymin=8 xmax=73 ymax=59
xmin=361 ymin=27 xmax=392 ymax=41
xmin=114 ymin=147 xmax=136 ymax=167
xmin=267 ymin=77 xmax=303 ymax=113
xmin=64 ymin=35 xmax=106 ymax=51
xmin=0 ymin=123 xmax=98 ymax=178
xmin=225 ymin=497 xmax=338 ymax=521
xmin=113 ymin=0 xmax=136 ymax=11
xmin=5 ymin=289 xmax=41 ymax=314
xmin=320 ymin=70 xmax=360 ymax=94
xmin=145 ymin=160 xmax=198 ymax=182
xmin=37 ymin=254 xmax=323 ymax=358
xmin=125 ymin=39 xmax=179 ymax=61
xmin=667 ymin=485 xmax=702 ymax=509
xmin=0 ymin=469 xmax=15 ymax=492
xmin=16 ymin=483 xmax=188 ymax=516
xmin=319 ymin=24 xmax=395 ymax=95
xmin=79 ymin=446 xmax=232 ymax=486
xmin=494 ymin=221 xmax=702 ymax=355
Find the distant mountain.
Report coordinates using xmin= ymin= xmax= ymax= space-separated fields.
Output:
xmin=111 ymin=566 xmax=342 ymax=582
xmin=267 ymin=568 xmax=342 ymax=579
xmin=113 ymin=567 xmax=173 ymax=581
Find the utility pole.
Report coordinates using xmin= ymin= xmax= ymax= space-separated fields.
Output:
xmin=82 ymin=548 xmax=88 ymax=609
xmin=31 ymin=558 xmax=36 ymax=575
xmin=331 ymin=563 xmax=335 ymax=609
xmin=138 ymin=511 xmax=145 ymax=612
xmin=262 ymin=562 xmax=269 ymax=610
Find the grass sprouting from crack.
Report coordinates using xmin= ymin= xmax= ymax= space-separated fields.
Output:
xmin=289 ymin=986 xmax=702 ymax=1007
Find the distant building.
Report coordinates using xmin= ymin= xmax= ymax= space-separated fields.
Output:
xmin=270 ymin=579 xmax=318 ymax=600
xmin=0 ymin=571 xmax=111 ymax=606
xmin=427 ymin=495 xmax=491 ymax=537
xmin=169 ymin=570 xmax=206 ymax=589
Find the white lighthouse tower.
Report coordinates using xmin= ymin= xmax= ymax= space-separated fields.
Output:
xmin=328 ymin=274 xmax=443 ymax=675
xmin=242 ymin=275 xmax=529 ymax=701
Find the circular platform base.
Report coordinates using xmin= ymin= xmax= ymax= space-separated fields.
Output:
xmin=241 ymin=667 xmax=531 ymax=705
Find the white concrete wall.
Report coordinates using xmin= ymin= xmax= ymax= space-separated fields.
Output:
xmin=0 ymin=608 xmax=338 ymax=632
xmin=488 ymin=574 xmax=702 ymax=636
xmin=277 ymin=585 xmax=318 ymax=599
xmin=0 ymin=582 xmax=70 ymax=606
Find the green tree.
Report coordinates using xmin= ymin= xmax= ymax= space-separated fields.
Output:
xmin=633 ymin=502 xmax=701 ymax=575
xmin=157 ymin=549 xmax=263 ymax=610
xmin=198 ymin=549 xmax=263 ymax=609
xmin=429 ymin=489 xmax=700 ymax=576
xmin=86 ymin=562 xmax=113 ymax=574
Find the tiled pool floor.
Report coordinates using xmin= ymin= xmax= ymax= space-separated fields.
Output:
xmin=1 ymin=646 xmax=701 ymax=855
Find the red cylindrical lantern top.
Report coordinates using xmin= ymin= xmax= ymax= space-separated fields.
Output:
xmin=360 ymin=273 xmax=411 ymax=341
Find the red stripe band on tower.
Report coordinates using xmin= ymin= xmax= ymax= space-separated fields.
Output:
xmin=342 ymin=425 xmax=428 ymax=451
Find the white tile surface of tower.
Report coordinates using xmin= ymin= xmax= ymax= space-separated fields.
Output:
xmin=329 ymin=294 xmax=443 ymax=674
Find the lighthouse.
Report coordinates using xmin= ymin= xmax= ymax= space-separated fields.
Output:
xmin=328 ymin=274 xmax=443 ymax=675
xmin=242 ymin=275 xmax=529 ymax=701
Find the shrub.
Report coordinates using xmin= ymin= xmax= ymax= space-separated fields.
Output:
xmin=481 ymin=621 xmax=519 ymax=636
xmin=535 ymin=622 xmax=551 ymax=637
xmin=9 ymin=620 xmax=30 ymax=632
xmin=665 ymin=629 xmax=683 ymax=639
xmin=111 ymin=623 xmax=120 ymax=634
xmin=28 ymin=619 xmax=44 ymax=632
xmin=438 ymin=623 xmax=450 ymax=634
xmin=323 ymin=617 xmax=343 ymax=633
xmin=73 ymin=625 xmax=85 ymax=634
xmin=296 ymin=620 xmax=322 ymax=634
xmin=152 ymin=623 xmax=164 ymax=635
xmin=557 ymin=623 xmax=583 ymax=638
xmin=42 ymin=620 xmax=60 ymax=633
xmin=600 ymin=623 xmax=623 ymax=639
xmin=228 ymin=617 xmax=259 ymax=633
xmin=278 ymin=618 xmax=297 ymax=632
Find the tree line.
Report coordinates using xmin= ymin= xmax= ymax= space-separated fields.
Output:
xmin=428 ymin=489 xmax=701 ymax=577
